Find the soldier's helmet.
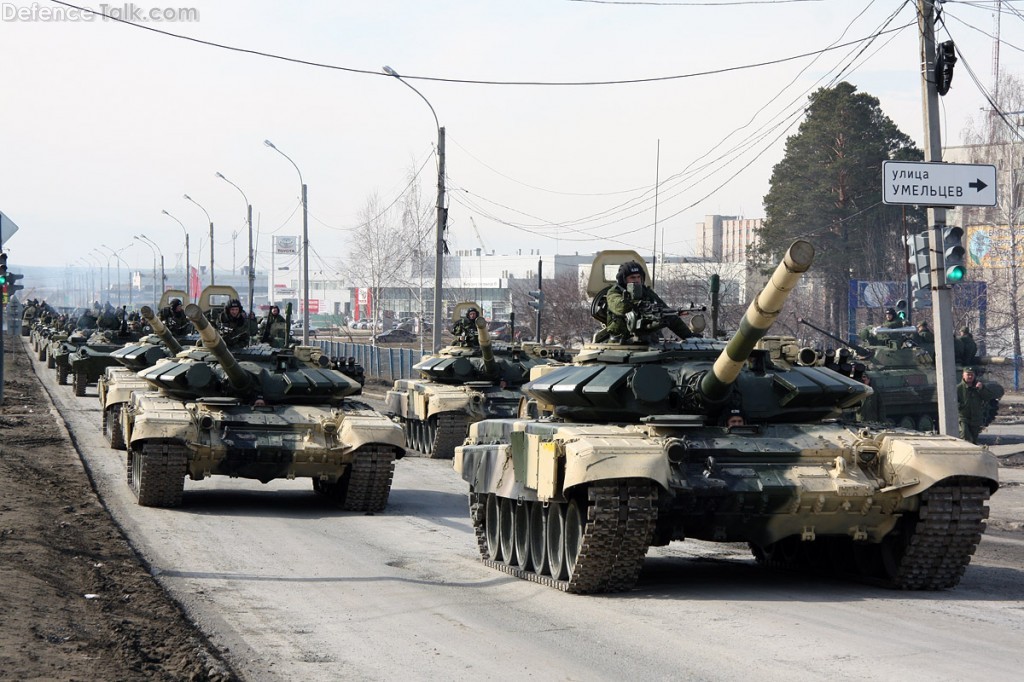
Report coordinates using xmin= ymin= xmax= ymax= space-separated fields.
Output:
xmin=466 ymin=307 xmax=479 ymax=319
xmin=616 ymin=261 xmax=645 ymax=287
xmin=170 ymin=298 xmax=182 ymax=309
xmin=228 ymin=298 xmax=243 ymax=311
xmin=885 ymin=307 xmax=896 ymax=317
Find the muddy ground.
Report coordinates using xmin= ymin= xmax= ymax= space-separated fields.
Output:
xmin=0 ymin=334 xmax=236 ymax=681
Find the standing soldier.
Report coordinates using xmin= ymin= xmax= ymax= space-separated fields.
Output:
xmin=957 ymin=367 xmax=998 ymax=444
xmin=260 ymin=305 xmax=290 ymax=348
xmin=452 ymin=307 xmax=481 ymax=347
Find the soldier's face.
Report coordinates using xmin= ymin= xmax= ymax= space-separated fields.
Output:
xmin=963 ymin=371 xmax=976 ymax=383
xmin=626 ymin=273 xmax=643 ymax=285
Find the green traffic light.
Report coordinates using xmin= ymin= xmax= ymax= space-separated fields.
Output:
xmin=946 ymin=265 xmax=966 ymax=283
xmin=0 ymin=275 xmax=6 ymax=285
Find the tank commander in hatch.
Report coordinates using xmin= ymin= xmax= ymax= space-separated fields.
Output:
xmin=159 ymin=298 xmax=192 ymax=336
xmin=218 ymin=298 xmax=251 ymax=349
xmin=260 ymin=305 xmax=290 ymax=348
xmin=452 ymin=307 xmax=481 ymax=347
xmin=725 ymin=409 xmax=746 ymax=428
xmin=882 ymin=307 xmax=904 ymax=329
xmin=603 ymin=261 xmax=694 ymax=342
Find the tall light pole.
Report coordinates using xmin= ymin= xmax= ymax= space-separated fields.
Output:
xmin=91 ymin=248 xmax=112 ymax=305
xmin=98 ymin=244 xmax=128 ymax=308
xmin=264 ymin=139 xmax=310 ymax=345
xmin=216 ymin=171 xmax=255 ymax=315
xmin=134 ymin=235 xmax=161 ymax=309
xmin=383 ymin=65 xmax=446 ymax=352
xmin=162 ymin=209 xmax=191 ymax=301
xmin=183 ymin=194 xmax=215 ymax=285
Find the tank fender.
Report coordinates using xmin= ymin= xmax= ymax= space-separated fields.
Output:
xmin=558 ymin=426 xmax=671 ymax=493
xmin=127 ymin=404 xmax=196 ymax=447
xmin=337 ymin=415 xmax=406 ymax=453
xmin=879 ymin=433 xmax=999 ymax=497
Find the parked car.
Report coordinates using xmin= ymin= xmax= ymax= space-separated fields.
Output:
xmin=375 ymin=329 xmax=416 ymax=344
xmin=291 ymin=323 xmax=318 ymax=337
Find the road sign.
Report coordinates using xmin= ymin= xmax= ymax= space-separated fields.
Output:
xmin=0 ymin=211 xmax=20 ymax=247
xmin=882 ymin=161 xmax=997 ymax=207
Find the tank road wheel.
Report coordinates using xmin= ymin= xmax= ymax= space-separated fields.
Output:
xmin=897 ymin=415 xmax=916 ymax=430
xmin=106 ymin=405 xmax=126 ymax=450
xmin=513 ymin=502 xmax=531 ymax=569
xmin=546 ymin=502 xmax=567 ymax=580
xmin=129 ymin=442 xmax=187 ymax=508
xmin=498 ymin=497 xmax=516 ymax=566
xmin=871 ymin=481 xmax=991 ymax=590
xmin=917 ymin=414 xmax=936 ymax=432
xmin=563 ymin=499 xmax=586 ymax=578
xmin=402 ymin=419 xmax=413 ymax=450
xmin=57 ymin=364 xmax=70 ymax=386
xmin=427 ymin=413 xmax=469 ymax=460
xmin=485 ymin=494 xmax=502 ymax=561
xmin=73 ymin=371 xmax=88 ymax=397
xmin=528 ymin=502 xmax=547 ymax=574
xmin=416 ymin=419 xmax=428 ymax=453
xmin=337 ymin=446 xmax=397 ymax=513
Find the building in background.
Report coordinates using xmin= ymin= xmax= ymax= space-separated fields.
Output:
xmin=696 ymin=214 xmax=762 ymax=263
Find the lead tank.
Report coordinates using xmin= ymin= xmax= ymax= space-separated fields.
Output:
xmin=122 ymin=303 xmax=405 ymax=509
xmin=454 ymin=241 xmax=998 ymax=594
xmin=385 ymin=303 xmax=568 ymax=458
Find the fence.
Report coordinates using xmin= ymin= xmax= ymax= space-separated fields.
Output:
xmin=316 ymin=340 xmax=422 ymax=383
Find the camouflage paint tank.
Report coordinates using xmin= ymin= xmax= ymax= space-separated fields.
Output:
xmin=386 ymin=303 xmax=568 ymax=459
xmin=453 ymin=242 xmax=998 ymax=594
xmin=122 ymin=304 xmax=405 ymax=509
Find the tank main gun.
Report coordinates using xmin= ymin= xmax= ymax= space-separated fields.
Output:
xmin=798 ymin=317 xmax=873 ymax=359
xmin=699 ymin=240 xmax=814 ymax=403
xmin=475 ymin=317 xmax=496 ymax=376
xmin=139 ymin=306 xmax=184 ymax=355
xmin=184 ymin=303 xmax=252 ymax=391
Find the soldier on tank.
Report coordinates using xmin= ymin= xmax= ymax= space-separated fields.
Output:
xmin=957 ymin=327 xmax=978 ymax=365
xmin=915 ymin=320 xmax=934 ymax=345
xmin=217 ymin=298 xmax=251 ymax=349
xmin=882 ymin=307 xmax=904 ymax=329
xmin=159 ymin=298 xmax=192 ymax=336
xmin=76 ymin=307 xmax=98 ymax=330
xmin=603 ymin=261 xmax=694 ymax=342
xmin=452 ymin=307 xmax=481 ymax=347
xmin=260 ymin=305 xmax=290 ymax=348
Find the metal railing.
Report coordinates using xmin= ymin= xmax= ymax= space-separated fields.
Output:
xmin=316 ymin=340 xmax=421 ymax=383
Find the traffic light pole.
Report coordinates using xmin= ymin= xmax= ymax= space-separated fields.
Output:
xmin=919 ymin=0 xmax=959 ymax=436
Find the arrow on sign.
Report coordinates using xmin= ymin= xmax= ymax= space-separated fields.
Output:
xmin=969 ymin=179 xmax=988 ymax=192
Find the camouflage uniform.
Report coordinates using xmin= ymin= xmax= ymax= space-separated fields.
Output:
xmin=218 ymin=300 xmax=251 ymax=349
xmin=957 ymin=368 xmax=998 ymax=444
xmin=605 ymin=285 xmax=693 ymax=341
xmin=260 ymin=308 xmax=290 ymax=348
xmin=452 ymin=310 xmax=481 ymax=347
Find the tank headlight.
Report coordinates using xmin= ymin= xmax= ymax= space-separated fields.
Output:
xmin=665 ymin=438 xmax=687 ymax=463
xmin=199 ymin=415 xmax=214 ymax=429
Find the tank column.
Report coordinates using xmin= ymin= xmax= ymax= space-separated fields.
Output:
xmin=700 ymin=240 xmax=815 ymax=402
xmin=139 ymin=306 xmax=184 ymax=355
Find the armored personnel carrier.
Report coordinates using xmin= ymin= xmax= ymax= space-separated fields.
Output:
xmin=122 ymin=304 xmax=405 ymax=509
xmin=386 ymin=302 xmax=568 ymax=459
xmin=453 ymin=242 xmax=998 ymax=594
xmin=799 ymin=318 xmax=1005 ymax=431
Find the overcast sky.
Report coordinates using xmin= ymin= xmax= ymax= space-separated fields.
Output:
xmin=2 ymin=0 xmax=1021 ymax=276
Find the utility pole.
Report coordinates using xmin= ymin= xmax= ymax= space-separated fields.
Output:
xmin=919 ymin=0 xmax=959 ymax=436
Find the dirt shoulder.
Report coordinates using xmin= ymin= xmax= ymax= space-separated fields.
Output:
xmin=0 ymin=333 xmax=236 ymax=681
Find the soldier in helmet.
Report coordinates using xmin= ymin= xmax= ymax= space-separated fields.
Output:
xmin=159 ymin=298 xmax=192 ymax=336
xmin=452 ymin=307 xmax=481 ymax=347
xmin=882 ymin=307 xmax=904 ymax=329
xmin=603 ymin=260 xmax=694 ymax=342
xmin=218 ymin=298 xmax=251 ymax=349
xmin=260 ymin=304 xmax=290 ymax=348
xmin=957 ymin=326 xmax=978 ymax=365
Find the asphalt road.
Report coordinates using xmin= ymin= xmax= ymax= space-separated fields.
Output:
xmin=31 ymin=347 xmax=1024 ymax=682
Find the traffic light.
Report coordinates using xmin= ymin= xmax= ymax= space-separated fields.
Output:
xmin=7 ymin=272 xmax=23 ymax=294
xmin=941 ymin=226 xmax=966 ymax=284
xmin=0 ymin=251 xmax=7 ymax=285
xmin=907 ymin=231 xmax=932 ymax=310
xmin=935 ymin=40 xmax=957 ymax=96
xmin=895 ymin=299 xmax=908 ymax=323
xmin=528 ymin=289 xmax=544 ymax=311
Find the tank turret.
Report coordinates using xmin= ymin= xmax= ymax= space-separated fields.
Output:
xmin=140 ymin=305 xmax=184 ymax=355
xmin=185 ymin=303 xmax=252 ymax=391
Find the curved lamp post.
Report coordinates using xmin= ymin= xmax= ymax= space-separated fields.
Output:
xmin=183 ymin=194 xmax=214 ymax=285
xmin=382 ymin=65 xmax=447 ymax=352
xmin=135 ymin=234 xmax=165 ymax=308
xmin=264 ymin=139 xmax=310 ymax=345
xmin=162 ymin=209 xmax=191 ymax=301
xmin=215 ymin=171 xmax=255 ymax=315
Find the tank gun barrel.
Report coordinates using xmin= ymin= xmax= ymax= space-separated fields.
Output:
xmin=139 ymin=306 xmax=184 ymax=355
xmin=798 ymin=317 xmax=873 ymax=358
xmin=476 ymin=318 xmax=497 ymax=376
xmin=700 ymin=240 xmax=814 ymax=402
xmin=184 ymin=304 xmax=252 ymax=391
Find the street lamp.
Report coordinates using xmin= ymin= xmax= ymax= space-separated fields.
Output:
xmin=162 ymin=209 xmax=191 ymax=301
xmin=91 ymin=248 xmax=111 ymax=305
xmin=383 ymin=65 xmax=447 ymax=352
xmin=215 ymin=171 xmax=255 ymax=315
xmin=98 ymin=244 xmax=130 ymax=308
xmin=134 ymin=235 xmax=164 ymax=309
xmin=264 ymin=139 xmax=310 ymax=345
xmin=183 ymin=194 xmax=215 ymax=285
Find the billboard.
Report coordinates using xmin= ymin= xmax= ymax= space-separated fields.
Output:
xmin=274 ymin=236 xmax=298 ymax=255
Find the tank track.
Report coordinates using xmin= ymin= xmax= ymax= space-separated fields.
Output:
xmin=474 ymin=482 xmax=658 ymax=594
xmin=105 ymin=405 xmax=126 ymax=450
xmin=129 ymin=442 xmax=188 ymax=507
xmin=341 ymin=446 xmax=396 ymax=513
xmin=73 ymin=371 xmax=88 ymax=397
xmin=751 ymin=480 xmax=990 ymax=590
xmin=429 ymin=412 xmax=469 ymax=459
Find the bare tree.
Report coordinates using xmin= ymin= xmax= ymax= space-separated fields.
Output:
xmin=509 ymin=272 xmax=592 ymax=346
